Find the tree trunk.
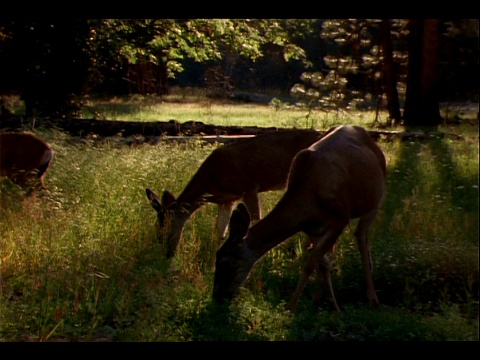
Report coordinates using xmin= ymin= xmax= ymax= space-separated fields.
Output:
xmin=380 ymin=19 xmax=401 ymax=126
xmin=403 ymin=19 xmax=424 ymax=127
xmin=403 ymin=19 xmax=442 ymax=129
xmin=420 ymin=19 xmax=441 ymax=124
xmin=157 ymin=61 xmax=169 ymax=96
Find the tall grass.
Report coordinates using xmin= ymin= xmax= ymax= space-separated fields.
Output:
xmin=0 ymin=97 xmax=478 ymax=341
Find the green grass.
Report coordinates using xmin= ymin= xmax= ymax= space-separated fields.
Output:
xmin=0 ymin=95 xmax=478 ymax=341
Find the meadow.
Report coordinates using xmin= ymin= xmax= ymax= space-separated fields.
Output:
xmin=0 ymin=93 xmax=478 ymax=341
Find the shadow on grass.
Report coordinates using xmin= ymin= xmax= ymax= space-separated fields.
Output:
xmin=372 ymin=132 xmax=478 ymax=310
xmin=187 ymin=299 xmax=254 ymax=341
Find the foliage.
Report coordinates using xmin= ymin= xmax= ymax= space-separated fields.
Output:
xmin=0 ymin=19 xmax=93 ymax=117
xmin=291 ymin=19 xmax=406 ymax=112
xmin=0 ymin=19 xmax=310 ymax=115
xmin=291 ymin=19 xmax=478 ymax=118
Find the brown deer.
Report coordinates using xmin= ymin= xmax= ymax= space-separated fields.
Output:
xmin=0 ymin=132 xmax=54 ymax=195
xmin=146 ymin=129 xmax=322 ymax=258
xmin=213 ymin=125 xmax=386 ymax=312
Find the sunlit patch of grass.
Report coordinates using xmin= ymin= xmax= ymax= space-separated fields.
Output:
xmin=1 ymin=132 xmax=180 ymax=340
xmin=87 ymin=93 xmax=390 ymax=130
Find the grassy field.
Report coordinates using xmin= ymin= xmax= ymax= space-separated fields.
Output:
xmin=0 ymin=93 xmax=478 ymax=341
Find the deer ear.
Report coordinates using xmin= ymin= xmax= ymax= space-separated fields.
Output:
xmin=162 ymin=190 xmax=177 ymax=209
xmin=228 ymin=203 xmax=251 ymax=239
xmin=146 ymin=188 xmax=163 ymax=213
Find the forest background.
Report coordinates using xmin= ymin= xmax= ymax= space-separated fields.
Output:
xmin=0 ymin=19 xmax=478 ymax=125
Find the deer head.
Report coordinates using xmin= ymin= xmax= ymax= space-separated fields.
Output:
xmin=145 ymin=188 xmax=193 ymax=258
xmin=213 ymin=203 xmax=255 ymax=302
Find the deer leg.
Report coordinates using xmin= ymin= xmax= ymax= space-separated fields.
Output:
xmin=242 ymin=189 xmax=261 ymax=222
xmin=354 ymin=210 xmax=380 ymax=307
xmin=314 ymin=252 xmax=341 ymax=312
xmin=286 ymin=225 xmax=345 ymax=312
xmin=216 ymin=202 xmax=235 ymax=239
xmin=303 ymin=228 xmax=339 ymax=310
xmin=38 ymin=174 xmax=49 ymax=192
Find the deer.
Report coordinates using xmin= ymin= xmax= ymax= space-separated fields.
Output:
xmin=145 ymin=129 xmax=323 ymax=258
xmin=213 ymin=125 xmax=387 ymax=312
xmin=0 ymin=132 xmax=54 ymax=195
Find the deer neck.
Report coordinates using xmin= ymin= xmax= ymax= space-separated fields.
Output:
xmin=175 ymin=175 xmax=208 ymax=215
xmin=245 ymin=204 xmax=302 ymax=261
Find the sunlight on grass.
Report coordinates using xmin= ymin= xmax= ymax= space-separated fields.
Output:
xmin=86 ymin=92 xmax=390 ymax=130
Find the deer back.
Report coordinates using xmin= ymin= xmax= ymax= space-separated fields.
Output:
xmin=146 ymin=129 xmax=322 ymax=258
xmin=284 ymin=125 xmax=386 ymax=220
xmin=176 ymin=129 xmax=323 ymax=204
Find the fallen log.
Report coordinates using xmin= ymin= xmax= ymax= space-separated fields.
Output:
xmin=0 ymin=116 xmax=463 ymax=144
xmin=366 ymin=129 xmax=463 ymax=141
xmin=0 ymin=116 xmax=279 ymax=137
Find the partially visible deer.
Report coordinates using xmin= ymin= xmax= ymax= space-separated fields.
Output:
xmin=213 ymin=125 xmax=386 ymax=312
xmin=0 ymin=132 xmax=54 ymax=195
xmin=146 ymin=129 xmax=322 ymax=258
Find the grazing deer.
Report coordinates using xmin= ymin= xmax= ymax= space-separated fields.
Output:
xmin=0 ymin=132 xmax=54 ymax=195
xmin=146 ymin=129 xmax=322 ymax=258
xmin=213 ymin=125 xmax=386 ymax=312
